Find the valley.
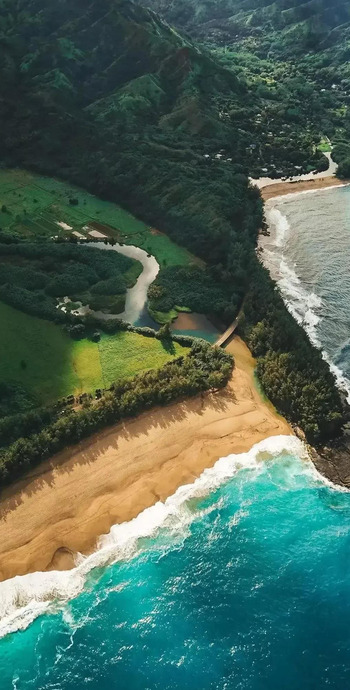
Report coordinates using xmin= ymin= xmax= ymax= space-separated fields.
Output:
xmin=1 ymin=2 xmax=350 ymax=681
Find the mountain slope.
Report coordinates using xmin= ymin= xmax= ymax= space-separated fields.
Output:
xmin=138 ymin=0 xmax=350 ymax=176
xmin=0 ymin=0 xmax=241 ymax=161
xmin=139 ymin=0 xmax=350 ymax=54
xmin=0 ymin=0 xmax=344 ymax=442
xmin=0 ymin=0 xmax=260 ymax=269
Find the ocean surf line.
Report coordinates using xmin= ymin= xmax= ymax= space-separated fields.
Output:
xmin=1 ymin=435 xmax=350 ymax=689
xmin=260 ymin=185 xmax=350 ymax=402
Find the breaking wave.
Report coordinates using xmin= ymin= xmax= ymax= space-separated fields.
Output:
xmin=263 ymin=201 xmax=350 ymax=403
xmin=0 ymin=436 xmax=314 ymax=638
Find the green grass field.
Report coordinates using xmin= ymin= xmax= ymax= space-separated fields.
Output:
xmin=0 ymin=169 xmax=194 ymax=267
xmin=0 ymin=301 xmax=188 ymax=406
xmin=98 ymin=331 xmax=183 ymax=384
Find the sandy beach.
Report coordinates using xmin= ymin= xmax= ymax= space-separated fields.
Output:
xmin=260 ymin=176 xmax=348 ymax=201
xmin=251 ymin=151 xmax=350 ymax=200
xmin=0 ymin=337 xmax=291 ymax=582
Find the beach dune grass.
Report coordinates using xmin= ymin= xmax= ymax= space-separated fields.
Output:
xmin=0 ymin=301 xmax=188 ymax=406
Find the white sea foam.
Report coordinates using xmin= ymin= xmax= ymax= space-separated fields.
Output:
xmin=277 ymin=257 xmax=322 ymax=345
xmin=0 ymin=435 xmax=311 ymax=639
xmin=265 ymin=207 xmax=290 ymax=247
xmin=263 ymin=203 xmax=350 ymax=403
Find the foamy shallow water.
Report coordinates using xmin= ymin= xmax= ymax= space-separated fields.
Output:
xmin=261 ymin=185 xmax=350 ymax=402
xmin=0 ymin=436 xmax=306 ymax=638
xmin=2 ymin=435 xmax=350 ymax=688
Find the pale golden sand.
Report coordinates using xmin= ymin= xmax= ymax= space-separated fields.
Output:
xmin=0 ymin=337 xmax=291 ymax=581
xmin=261 ymin=176 xmax=348 ymax=201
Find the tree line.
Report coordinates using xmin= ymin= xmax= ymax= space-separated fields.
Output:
xmin=0 ymin=341 xmax=233 ymax=486
xmin=241 ymin=264 xmax=344 ymax=444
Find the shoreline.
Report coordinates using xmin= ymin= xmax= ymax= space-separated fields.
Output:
xmin=0 ymin=337 xmax=291 ymax=582
xmin=260 ymin=175 xmax=349 ymax=201
xmin=259 ymin=171 xmax=350 ymax=490
xmin=1 ymin=168 xmax=347 ymax=583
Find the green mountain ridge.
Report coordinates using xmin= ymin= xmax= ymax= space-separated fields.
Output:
xmin=0 ymin=0 xmax=243 ymax=156
xmin=137 ymin=0 xmax=350 ymax=177
xmin=1 ymin=0 xmax=262 ymax=262
xmin=139 ymin=0 xmax=350 ymax=55
xmin=0 ymin=0 xmax=345 ymax=445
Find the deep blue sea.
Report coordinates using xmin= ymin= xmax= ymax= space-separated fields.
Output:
xmin=1 ymin=437 xmax=350 ymax=689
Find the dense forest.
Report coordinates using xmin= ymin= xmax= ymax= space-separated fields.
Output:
xmin=0 ymin=240 xmax=142 ymax=322
xmin=148 ymin=265 xmax=238 ymax=323
xmin=141 ymin=0 xmax=350 ymax=54
xmin=141 ymin=0 xmax=350 ymax=177
xmin=0 ymin=0 xmax=346 ymax=449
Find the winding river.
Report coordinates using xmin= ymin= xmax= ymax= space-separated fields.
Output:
xmin=89 ymin=241 xmax=159 ymax=328
xmin=85 ymin=241 xmax=220 ymax=340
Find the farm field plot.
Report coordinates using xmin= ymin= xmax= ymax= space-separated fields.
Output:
xmin=0 ymin=302 xmax=188 ymax=408
xmin=0 ymin=169 xmax=193 ymax=267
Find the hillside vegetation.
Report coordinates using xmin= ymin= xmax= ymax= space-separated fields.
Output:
xmin=141 ymin=0 xmax=350 ymax=53
xmin=141 ymin=0 xmax=350 ymax=176
xmin=0 ymin=0 xmax=345 ymax=446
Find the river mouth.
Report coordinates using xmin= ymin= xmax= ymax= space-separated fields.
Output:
xmin=171 ymin=312 xmax=220 ymax=343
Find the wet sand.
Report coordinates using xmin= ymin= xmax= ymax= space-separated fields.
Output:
xmin=172 ymin=311 xmax=219 ymax=338
xmin=0 ymin=337 xmax=292 ymax=581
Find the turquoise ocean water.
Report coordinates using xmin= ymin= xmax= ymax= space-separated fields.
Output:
xmin=1 ymin=436 xmax=350 ymax=688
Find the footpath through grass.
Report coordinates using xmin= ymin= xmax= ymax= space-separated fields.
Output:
xmin=0 ymin=169 xmax=194 ymax=268
xmin=0 ymin=302 xmax=188 ymax=406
